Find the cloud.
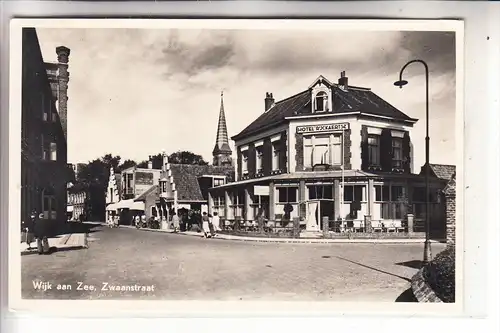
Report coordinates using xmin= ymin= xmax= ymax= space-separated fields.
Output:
xmin=35 ymin=27 xmax=457 ymax=169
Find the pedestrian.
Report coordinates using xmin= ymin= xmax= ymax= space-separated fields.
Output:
xmin=134 ymin=214 xmax=140 ymax=228
xmin=171 ymin=211 xmax=180 ymax=233
xmin=211 ymin=211 xmax=222 ymax=236
xmin=22 ymin=211 xmax=36 ymax=249
xmin=201 ymin=212 xmax=211 ymax=238
xmin=34 ymin=213 xmax=50 ymax=255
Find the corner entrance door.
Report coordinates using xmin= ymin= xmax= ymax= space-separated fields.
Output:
xmin=306 ymin=201 xmax=320 ymax=231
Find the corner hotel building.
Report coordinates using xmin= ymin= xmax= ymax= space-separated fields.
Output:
xmin=208 ymin=73 xmax=447 ymax=235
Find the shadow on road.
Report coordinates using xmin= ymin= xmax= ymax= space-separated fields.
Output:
xmin=334 ymin=256 xmax=411 ymax=282
xmin=395 ymin=288 xmax=418 ymax=302
xmin=395 ymin=260 xmax=424 ymax=270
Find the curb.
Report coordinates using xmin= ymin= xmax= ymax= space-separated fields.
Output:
xmin=121 ymin=225 xmax=445 ymax=244
xmin=20 ymin=233 xmax=88 ymax=256
xmin=411 ymin=268 xmax=443 ymax=303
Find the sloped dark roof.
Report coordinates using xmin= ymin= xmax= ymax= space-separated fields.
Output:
xmin=170 ymin=164 xmax=235 ymax=201
xmin=134 ymin=185 xmax=158 ymax=201
xmin=232 ymin=81 xmax=417 ymax=141
xmin=426 ymin=164 xmax=456 ymax=180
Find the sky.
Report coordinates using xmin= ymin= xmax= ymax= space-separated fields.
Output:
xmin=36 ymin=28 xmax=456 ymax=169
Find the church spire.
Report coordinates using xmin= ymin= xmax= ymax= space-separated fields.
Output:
xmin=212 ymin=91 xmax=233 ymax=166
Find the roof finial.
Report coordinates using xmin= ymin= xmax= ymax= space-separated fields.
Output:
xmin=221 ymin=90 xmax=224 ymax=97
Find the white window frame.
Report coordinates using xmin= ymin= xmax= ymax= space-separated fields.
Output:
xmin=314 ymin=91 xmax=329 ymax=112
xmin=240 ymin=146 xmax=249 ymax=175
xmin=303 ymin=133 xmax=343 ymax=167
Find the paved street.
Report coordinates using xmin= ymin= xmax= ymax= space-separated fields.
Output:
xmin=21 ymin=223 xmax=445 ymax=301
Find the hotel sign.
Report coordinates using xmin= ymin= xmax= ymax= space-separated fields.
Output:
xmin=296 ymin=123 xmax=349 ymax=134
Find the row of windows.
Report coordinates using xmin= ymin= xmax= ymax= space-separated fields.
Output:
xmin=241 ymin=140 xmax=281 ymax=175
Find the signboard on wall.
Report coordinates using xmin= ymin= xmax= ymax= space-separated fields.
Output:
xmin=254 ymin=185 xmax=270 ymax=196
xmin=135 ymin=172 xmax=154 ymax=185
xmin=296 ymin=122 xmax=349 ymax=134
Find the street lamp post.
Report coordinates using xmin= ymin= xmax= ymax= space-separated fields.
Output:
xmin=394 ymin=59 xmax=432 ymax=264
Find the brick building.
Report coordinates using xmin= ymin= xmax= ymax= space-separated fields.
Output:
xmin=21 ymin=28 xmax=70 ymax=225
xmin=208 ymin=73 xmax=451 ymax=236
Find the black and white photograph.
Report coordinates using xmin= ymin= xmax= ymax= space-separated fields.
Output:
xmin=9 ymin=19 xmax=463 ymax=309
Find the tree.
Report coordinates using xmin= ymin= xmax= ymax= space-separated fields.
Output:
xmin=168 ymin=150 xmax=208 ymax=165
xmin=118 ymin=159 xmax=137 ymax=172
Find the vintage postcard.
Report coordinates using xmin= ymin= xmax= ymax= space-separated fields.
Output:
xmin=8 ymin=18 xmax=464 ymax=315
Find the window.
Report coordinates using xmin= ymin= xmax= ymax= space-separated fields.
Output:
xmin=160 ymin=180 xmax=167 ymax=193
xmin=278 ymin=187 xmax=297 ymax=203
xmin=304 ymin=134 xmax=343 ymax=168
xmin=50 ymin=142 xmax=57 ymax=161
xmin=42 ymin=189 xmax=57 ymax=220
xmin=272 ymin=143 xmax=280 ymax=170
xmin=256 ymin=146 xmax=263 ymax=172
xmin=110 ymin=188 xmax=114 ymax=203
xmin=314 ymin=91 xmax=328 ymax=112
xmin=392 ymin=185 xmax=404 ymax=201
xmin=368 ymin=135 xmax=380 ymax=166
xmin=308 ymin=185 xmax=334 ymax=200
xmin=392 ymin=138 xmax=403 ymax=168
xmin=242 ymin=151 xmax=249 ymax=174
xmin=213 ymin=177 xmax=225 ymax=187
xmin=41 ymin=135 xmax=49 ymax=160
xmin=51 ymin=112 xmax=57 ymax=122
xmin=343 ymin=185 xmax=364 ymax=202
xmin=375 ymin=185 xmax=390 ymax=201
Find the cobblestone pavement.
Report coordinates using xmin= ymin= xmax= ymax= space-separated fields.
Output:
xmin=21 ymin=224 xmax=446 ymax=301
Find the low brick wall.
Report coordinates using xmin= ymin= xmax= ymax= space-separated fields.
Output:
xmin=411 ymin=268 xmax=443 ymax=303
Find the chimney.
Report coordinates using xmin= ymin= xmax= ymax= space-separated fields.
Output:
xmin=162 ymin=150 xmax=168 ymax=171
xmin=264 ymin=92 xmax=275 ymax=112
xmin=338 ymin=71 xmax=348 ymax=91
xmin=147 ymin=155 xmax=153 ymax=169
xmin=55 ymin=46 xmax=70 ymax=140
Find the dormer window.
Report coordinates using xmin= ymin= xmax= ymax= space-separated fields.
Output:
xmin=314 ymin=91 xmax=328 ymax=112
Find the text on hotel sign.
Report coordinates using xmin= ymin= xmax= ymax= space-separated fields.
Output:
xmin=296 ymin=123 xmax=349 ymax=134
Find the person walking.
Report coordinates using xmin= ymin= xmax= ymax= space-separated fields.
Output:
xmin=171 ymin=212 xmax=180 ymax=233
xmin=201 ymin=212 xmax=212 ymax=238
xmin=211 ymin=212 xmax=221 ymax=237
xmin=34 ymin=213 xmax=50 ymax=255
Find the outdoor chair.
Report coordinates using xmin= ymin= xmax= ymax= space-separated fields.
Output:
xmin=372 ymin=221 xmax=383 ymax=232
xmin=353 ymin=220 xmax=364 ymax=233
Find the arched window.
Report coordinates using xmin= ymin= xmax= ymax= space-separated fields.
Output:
xmin=314 ymin=91 xmax=328 ymax=112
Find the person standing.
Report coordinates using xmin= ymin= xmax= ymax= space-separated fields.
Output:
xmin=171 ymin=212 xmax=180 ymax=233
xmin=22 ymin=211 xmax=36 ymax=249
xmin=34 ymin=213 xmax=50 ymax=255
xmin=201 ymin=212 xmax=211 ymax=238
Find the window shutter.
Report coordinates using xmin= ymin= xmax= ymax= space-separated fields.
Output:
xmin=295 ymin=133 xmax=304 ymax=171
xmin=237 ymin=147 xmax=242 ymax=180
xmin=263 ymin=138 xmax=272 ymax=175
xmin=360 ymin=126 xmax=369 ymax=171
xmin=380 ymin=128 xmax=393 ymax=172
xmin=279 ymin=131 xmax=288 ymax=172
xmin=403 ymin=131 xmax=411 ymax=173
xmin=248 ymin=143 xmax=256 ymax=177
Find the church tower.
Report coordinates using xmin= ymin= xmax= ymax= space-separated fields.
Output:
xmin=212 ymin=91 xmax=233 ymax=166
